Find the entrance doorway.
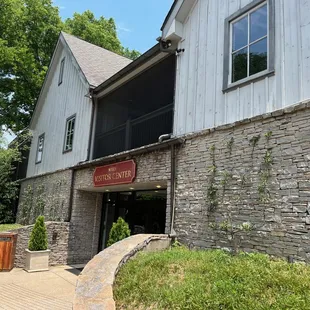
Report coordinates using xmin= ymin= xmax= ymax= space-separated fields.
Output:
xmin=98 ymin=189 xmax=167 ymax=251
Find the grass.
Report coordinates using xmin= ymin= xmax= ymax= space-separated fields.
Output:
xmin=0 ymin=224 xmax=23 ymax=232
xmin=114 ymin=247 xmax=310 ymax=310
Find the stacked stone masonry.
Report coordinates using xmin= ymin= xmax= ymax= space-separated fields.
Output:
xmin=69 ymin=150 xmax=172 ymax=264
xmin=174 ymin=101 xmax=310 ymax=262
xmin=17 ymin=101 xmax=310 ymax=265
xmin=17 ymin=169 xmax=72 ymax=225
xmin=12 ymin=222 xmax=70 ymax=268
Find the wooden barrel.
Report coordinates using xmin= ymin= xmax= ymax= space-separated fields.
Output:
xmin=0 ymin=233 xmax=18 ymax=271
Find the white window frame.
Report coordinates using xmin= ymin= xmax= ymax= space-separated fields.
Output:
xmin=58 ymin=57 xmax=65 ymax=86
xmin=223 ymin=0 xmax=275 ymax=92
xmin=63 ymin=114 xmax=76 ymax=153
xmin=35 ymin=133 xmax=45 ymax=164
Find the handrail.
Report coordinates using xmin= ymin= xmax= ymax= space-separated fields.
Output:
xmin=95 ymin=104 xmax=173 ymax=139
xmin=131 ymin=104 xmax=173 ymax=125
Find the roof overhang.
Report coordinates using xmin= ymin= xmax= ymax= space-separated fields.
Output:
xmin=93 ymin=44 xmax=172 ymax=99
xmin=161 ymin=0 xmax=196 ymax=42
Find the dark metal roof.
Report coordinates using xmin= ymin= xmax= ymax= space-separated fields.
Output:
xmin=92 ymin=44 xmax=161 ymax=95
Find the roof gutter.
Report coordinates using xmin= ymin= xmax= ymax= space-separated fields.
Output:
xmin=72 ymin=137 xmax=184 ymax=170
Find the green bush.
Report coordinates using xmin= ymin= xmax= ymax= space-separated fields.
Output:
xmin=28 ymin=216 xmax=48 ymax=251
xmin=107 ymin=217 xmax=130 ymax=247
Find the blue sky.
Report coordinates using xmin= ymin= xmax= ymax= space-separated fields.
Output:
xmin=3 ymin=1 xmax=173 ymax=143
xmin=54 ymin=0 xmax=173 ymax=53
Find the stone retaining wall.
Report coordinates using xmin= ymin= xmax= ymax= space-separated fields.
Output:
xmin=11 ymin=222 xmax=70 ymax=268
xmin=175 ymin=101 xmax=310 ymax=262
xmin=73 ymin=234 xmax=171 ymax=310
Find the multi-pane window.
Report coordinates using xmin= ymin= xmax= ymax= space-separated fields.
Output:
xmin=36 ymin=134 xmax=44 ymax=164
xmin=63 ymin=115 xmax=75 ymax=152
xmin=58 ymin=57 xmax=65 ymax=85
xmin=230 ymin=2 xmax=268 ymax=83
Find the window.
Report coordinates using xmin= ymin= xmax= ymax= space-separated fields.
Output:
xmin=36 ymin=134 xmax=45 ymax=164
xmin=223 ymin=0 xmax=274 ymax=91
xmin=63 ymin=115 xmax=76 ymax=152
xmin=58 ymin=57 xmax=65 ymax=85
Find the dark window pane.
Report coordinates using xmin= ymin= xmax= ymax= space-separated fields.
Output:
xmin=249 ymin=38 xmax=267 ymax=76
xmin=232 ymin=48 xmax=247 ymax=82
xmin=250 ymin=4 xmax=267 ymax=43
xmin=232 ymin=16 xmax=248 ymax=51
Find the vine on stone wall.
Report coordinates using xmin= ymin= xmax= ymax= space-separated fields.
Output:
xmin=207 ymin=144 xmax=218 ymax=212
xmin=33 ymin=185 xmax=45 ymax=220
xmin=207 ymin=130 xmax=274 ymax=250
xmin=18 ymin=185 xmax=33 ymax=225
xmin=249 ymin=134 xmax=261 ymax=158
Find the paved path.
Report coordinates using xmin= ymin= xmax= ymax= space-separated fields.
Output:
xmin=0 ymin=265 xmax=81 ymax=309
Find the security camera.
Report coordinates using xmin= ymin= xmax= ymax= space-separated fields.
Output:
xmin=157 ymin=38 xmax=172 ymax=50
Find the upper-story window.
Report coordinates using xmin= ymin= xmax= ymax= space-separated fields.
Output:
xmin=223 ymin=0 xmax=274 ymax=91
xmin=63 ymin=115 xmax=76 ymax=152
xmin=58 ymin=57 xmax=65 ymax=85
xmin=35 ymin=133 xmax=45 ymax=164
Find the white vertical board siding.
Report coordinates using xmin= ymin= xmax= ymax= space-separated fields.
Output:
xmin=174 ymin=0 xmax=309 ymax=136
xmin=27 ymin=45 xmax=92 ymax=177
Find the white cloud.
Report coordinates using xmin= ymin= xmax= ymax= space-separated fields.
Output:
xmin=117 ymin=23 xmax=132 ymax=33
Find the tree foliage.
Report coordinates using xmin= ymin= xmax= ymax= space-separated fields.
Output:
xmin=64 ymin=11 xmax=140 ymax=60
xmin=0 ymin=1 xmax=140 ymax=132
xmin=28 ymin=215 xmax=48 ymax=251
xmin=0 ymin=131 xmax=30 ymax=224
xmin=107 ymin=217 xmax=131 ymax=247
xmin=0 ymin=0 xmax=63 ymax=132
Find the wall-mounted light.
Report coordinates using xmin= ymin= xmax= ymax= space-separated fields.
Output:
xmin=156 ymin=185 xmax=161 ymax=189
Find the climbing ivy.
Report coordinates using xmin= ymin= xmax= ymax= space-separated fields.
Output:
xmin=207 ymin=145 xmax=218 ymax=212
xmin=249 ymin=134 xmax=261 ymax=158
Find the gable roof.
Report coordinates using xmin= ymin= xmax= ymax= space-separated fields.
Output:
xmin=61 ymin=32 xmax=132 ymax=87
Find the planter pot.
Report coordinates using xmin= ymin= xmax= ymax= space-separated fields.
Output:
xmin=24 ymin=249 xmax=51 ymax=273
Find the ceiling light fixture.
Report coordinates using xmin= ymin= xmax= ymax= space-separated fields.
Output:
xmin=156 ymin=185 xmax=161 ymax=189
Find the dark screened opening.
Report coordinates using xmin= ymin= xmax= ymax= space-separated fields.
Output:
xmin=93 ymin=55 xmax=176 ymax=159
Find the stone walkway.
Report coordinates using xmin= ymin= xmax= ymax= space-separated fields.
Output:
xmin=0 ymin=265 xmax=81 ymax=309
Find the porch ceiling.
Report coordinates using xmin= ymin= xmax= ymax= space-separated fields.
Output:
xmin=78 ymin=181 xmax=167 ymax=193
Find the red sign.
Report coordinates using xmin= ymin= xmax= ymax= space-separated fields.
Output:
xmin=93 ymin=160 xmax=136 ymax=187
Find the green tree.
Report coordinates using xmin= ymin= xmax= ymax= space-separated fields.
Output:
xmin=64 ymin=10 xmax=140 ymax=60
xmin=121 ymin=47 xmax=141 ymax=61
xmin=0 ymin=131 xmax=29 ymax=223
xmin=0 ymin=2 xmax=140 ymax=132
xmin=0 ymin=0 xmax=63 ymax=132
xmin=28 ymin=215 xmax=48 ymax=251
xmin=107 ymin=217 xmax=131 ymax=247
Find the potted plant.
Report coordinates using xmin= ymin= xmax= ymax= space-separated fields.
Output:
xmin=25 ymin=215 xmax=50 ymax=272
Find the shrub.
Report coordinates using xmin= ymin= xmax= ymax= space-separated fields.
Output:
xmin=28 ymin=216 xmax=48 ymax=251
xmin=107 ymin=217 xmax=130 ymax=247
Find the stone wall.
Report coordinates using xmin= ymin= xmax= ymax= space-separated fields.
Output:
xmin=12 ymin=222 xmax=70 ymax=268
xmin=74 ymin=234 xmax=171 ymax=310
xmin=17 ymin=169 xmax=73 ymax=225
xmin=174 ymin=101 xmax=310 ymax=262
xmin=69 ymin=149 xmax=172 ymax=264
xmin=67 ymin=189 xmax=102 ymax=264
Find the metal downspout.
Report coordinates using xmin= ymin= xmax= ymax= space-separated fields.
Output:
xmin=170 ymin=144 xmax=177 ymax=236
